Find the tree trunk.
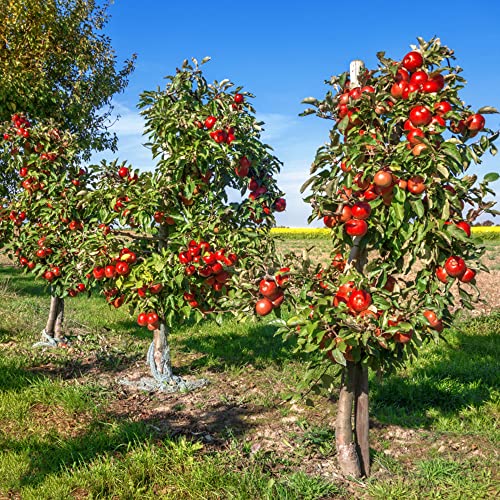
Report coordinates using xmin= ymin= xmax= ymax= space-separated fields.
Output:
xmin=336 ymin=362 xmax=362 ymax=478
xmin=45 ymin=295 xmax=64 ymax=340
xmin=355 ymin=363 xmax=370 ymax=477
xmin=54 ymin=297 xmax=65 ymax=341
xmin=150 ymin=323 xmax=174 ymax=382
xmin=335 ymin=361 xmax=370 ymax=478
xmin=45 ymin=295 xmax=58 ymax=337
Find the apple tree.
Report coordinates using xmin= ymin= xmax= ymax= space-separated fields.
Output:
xmin=82 ymin=58 xmax=286 ymax=391
xmin=0 ymin=115 xmax=108 ymax=345
xmin=279 ymin=38 xmax=498 ymax=477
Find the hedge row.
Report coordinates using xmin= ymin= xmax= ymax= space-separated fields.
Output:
xmin=271 ymin=226 xmax=500 ymax=241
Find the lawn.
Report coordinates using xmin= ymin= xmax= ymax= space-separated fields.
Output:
xmin=0 ymin=238 xmax=498 ymax=499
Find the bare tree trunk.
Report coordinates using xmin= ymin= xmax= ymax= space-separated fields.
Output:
xmin=151 ymin=323 xmax=173 ymax=381
xmin=45 ymin=295 xmax=59 ymax=338
xmin=54 ymin=297 xmax=65 ymax=341
xmin=355 ymin=363 xmax=370 ymax=477
xmin=336 ymin=362 xmax=362 ymax=478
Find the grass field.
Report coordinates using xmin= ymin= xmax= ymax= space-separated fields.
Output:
xmin=0 ymin=239 xmax=499 ymax=499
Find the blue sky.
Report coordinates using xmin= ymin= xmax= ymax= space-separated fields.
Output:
xmin=98 ymin=0 xmax=500 ymax=226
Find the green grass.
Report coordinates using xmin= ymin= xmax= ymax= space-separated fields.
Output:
xmin=0 ymin=260 xmax=499 ymax=499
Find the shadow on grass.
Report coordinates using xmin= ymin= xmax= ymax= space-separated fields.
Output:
xmin=176 ymin=321 xmax=302 ymax=372
xmin=0 ymin=356 xmax=48 ymax=393
xmin=1 ymin=390 xmax=262 ymax=489
xmin=370 ymin=313 xmax=499 ymax=429
xmin=0 ymin=266 xmax=46 ymax=298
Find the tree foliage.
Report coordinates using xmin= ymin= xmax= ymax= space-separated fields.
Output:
xmin=0 ymin=0 xmax=135 ymax=159
xmin=281 ymin=37 xmax=498 ymax=376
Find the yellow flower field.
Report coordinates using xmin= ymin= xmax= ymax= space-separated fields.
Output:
xmin=271 ymin=226 xmax=500 ymax=240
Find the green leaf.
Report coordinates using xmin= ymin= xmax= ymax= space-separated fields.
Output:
xmin=477 ymin=106 xmax=499 ymax=114
xmin=411 ymin=199 xmax=425 ymax=218
xmin=302 ymin=97 xmax=319 ymax=105
xmin=483 ymin=172 xmax=500 ymax=183
xmin=300 ymin=176 xmax=316 ymax=194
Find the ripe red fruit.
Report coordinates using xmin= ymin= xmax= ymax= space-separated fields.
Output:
xmin=345 ymin=219 xmax=368 ymax=237
xmin=93 ymin=267 xmax=105 ymax=280
xmin=236 ymin=156 xmax=251 ymax=177
xmin=390 ymin=81 xmax=407 ymax=99
xmin=323 ymin=215 xmax=336 ymax=228
xmin=332 ymin=253 xmax=345 ymax=271
xmin=203 ymin=252 xmax=217 ymax=265
xmin=179 ymin=251 xmax=191 ymax=265
xmin=383 ymin=276 xmax=396 ymax=292
xmin=429 ymin=73 xmax=445 ymax=91
xmin=104 ymin=265 xmax=116 ymax=279
xmin=409 ymin=70 xmax=428 ymax=86
xmin=234 ymin=93 xmax=244 ymax=104
xmin=44 ymin=270 xmax=55 ymax=282
xmin=348 ymin=289 xmax=372 ymax=312
xmin=402 ymin=51 xmax=423 ymax=72
xmin=423 ymin=310 xmax=439 ymax=327
xmin=407 ymin=176 xmax=426 ymax=195
xmin=421 ymin=80 xmax=440 ymax=93
xmin=407 ymin=129 xmax=425 ymax=145
xmin=444 ymin=256 xmax=466 ymax=278
xmin=395 ymin=68 xmax=410 ymax=82
xmin=409 ymin=106 xmax=432 ymax=127
xmin=51 ymin=266 xmax=61 ymax=277
xmin=118 ymin=166 xmax=129 ymax=178
xmin=271 ymin=290 xmax=285 ymax=308
xmin=393 ymin=331 xmax=413 ymax=344
xmin=115 ymin=261 xmax=130 ymax=276
xmin=275 ymin=267 xmax=290 ymax=286
xmin=351 ymin=201 xmax=371 ymax=220
xmin=204 ymin=116 xmax=217 ymax=129
xmin=147 ymin=312 xmax=159 ymax=325
xmin=150 ymin=283 xmax=163 ymax=294
xmin=153 ymin=211 xmax=164 ymax=223
xmin=436 ymin=267 xmax=448 ymax=283
xmin=213 ymin=271 xmax=228 ymax=284
xmin=353 ymin=172 xmax=370 ymax=190
xmin=465 ymin=114 xmax=485 ymax=131
xmin=274 ymin=198 xmax=286 ymax=212
xmin=459 ymin=268 xmax=476 ymax=283
xmin=137 ymin=313 xmax=148 ymax=327
xmin=36 ymin=248 xmax=47 ymax=259
xmin=248 ymin=178 xmax=259 ymax=191
xmin=428 ymin=115 xmax=446 ymax=134
xmin=76 ymin=283 xmax=86 ymax=292
xmin=339 ymin=205 xmax=353 ymax=223
xmin=455 ymin=221 xmax=471 ymax=237
xmin=255 ymin=298 xmax=273 ymax=316
xmin=434 ymin=101 xmax=452 ymax=116
xmin=259 ymin=279 xmax=280 ymax=300
xmin=211 ymin=262 xmax=223 ymax=275
xmin=198 ymin=266 xmax=213 ymax=277
xmin=19 ymin=256 xmax=28 ymax=266
xmin=373 ymin=170 xmax=392 ymax=188
xmin=120 ymin=251 xmax=137 ymax=264
xmin=362 ymin=185 xmax=378 ymax=201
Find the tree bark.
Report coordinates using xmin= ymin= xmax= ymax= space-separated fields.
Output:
xmin=336 ymin=362 xmax=362 ymax=478
xmin=45 ymin=295 xmax=59 ymax=338
xmin=54 ymin=297 xmax=65 ymax=341
xmin=355 ymin=363 xmax=370 ymax=477
xmin=151 ymin=323 xmax=173 ymax=381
